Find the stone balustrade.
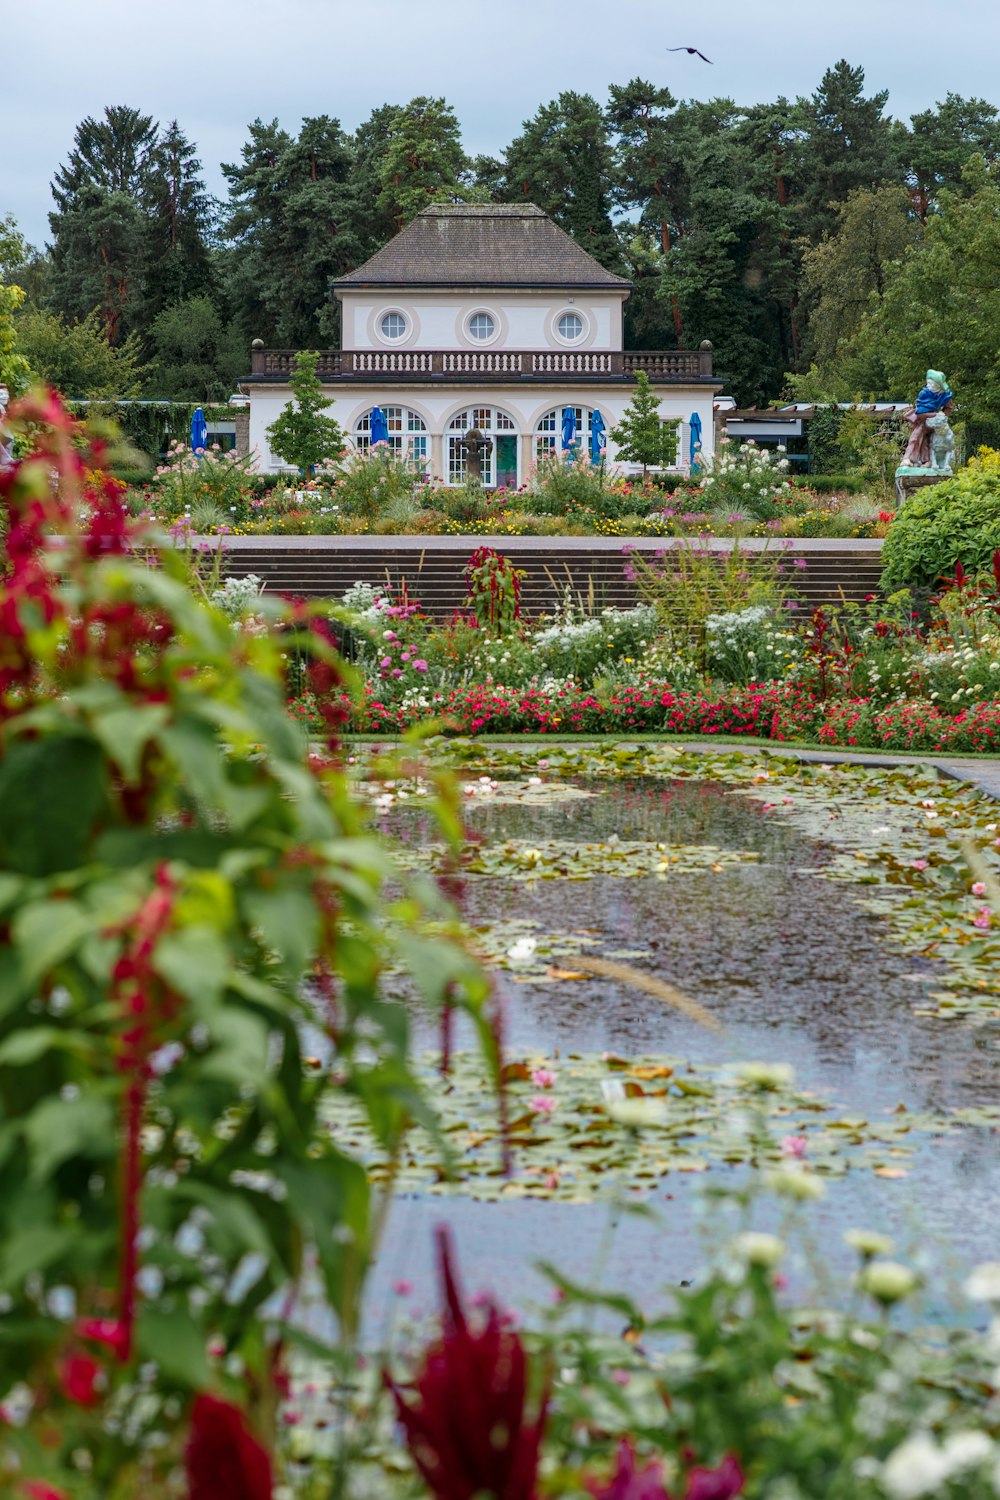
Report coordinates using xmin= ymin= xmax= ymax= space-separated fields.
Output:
xmin=248 ymin=344 xmax=714 ymax=382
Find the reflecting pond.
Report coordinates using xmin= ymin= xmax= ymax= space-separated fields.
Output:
xmin=340 ymin=770 xmax=1000 ymax=1335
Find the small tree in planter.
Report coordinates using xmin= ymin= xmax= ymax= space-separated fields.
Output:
xmin=266 ymin=349 xmax=344 ymax=476
xmin=611 ymin=371 xmax=679 ymax=478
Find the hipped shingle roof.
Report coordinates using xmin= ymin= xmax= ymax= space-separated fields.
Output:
xmin=333 ymin=204 xmax=630 ymax=291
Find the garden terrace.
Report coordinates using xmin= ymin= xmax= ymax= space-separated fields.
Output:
xmin=246 ymin=346 xmax=715 ymax=383
xmin=216 ymin=534 xmax=884 ymax=614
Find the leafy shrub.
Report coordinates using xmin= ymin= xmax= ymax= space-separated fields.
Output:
xmin=695 ymin=439 xmax=797 ymax=521
xmin=533 ymin=605 xmax=657 ymax=685
xmin=325 ymin=444 xmax=418 ymax=521
xmin=464 ymin=546 xmax=523 ymax=635
xmin=152 ymin=439 xmax=259 ymax=524
xmin=527 ymin=449 xmax=609 ymax=512
xmin=705 ymin=605 xmax=803 ymax=684
xmin=881 ymin=449 xmax=1000 ymax=591
xmin=0 ymin=392 xmax=492 ymax=1492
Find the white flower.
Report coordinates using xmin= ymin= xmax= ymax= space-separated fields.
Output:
xmin=844 ymin=1228 xmax=894 ymax=1259
xmin=966 ymin=1262 xmax=1000 ymax=1305
xmin=735 ymin=1060 xmax=794 ymax=1091
xmin=732 ymin=1232 xmax=785 ymax=1269
xmin=766 ymin=1165 xmax=825 ymax=1201
xmin=882 ymin=1433 xmax=952 ymax=1499
xmin=859 ymin=1260 xmax=918 ymax=1305
xmin=607 ymin=1099 xmax=669 ymax=1130
xmin=507 ymin=937 xmax=538 ymax=964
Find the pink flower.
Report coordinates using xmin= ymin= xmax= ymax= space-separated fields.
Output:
xmin=780 ymin=1135 xmax=808 ymax=1158
xmin=911 ymin=859 xmax=929 ymax=870
xmin=530 ymin=1095 xmax=557 ymax=1115
xmin=393 ymin=1279 xmax=414 ymax=1297
xmin=380 ymin=656 xmax=391 ymax=669
xmin=973 ymin=907 xmax=992 ymax=929
xmin=611 ymin=1368 xmax=631 ymax=1386
xmin=531 ymin=1068 xmax=556 ymax=1088
xmin=972 ymin=881 xmax=987 ymax=897
xmin=413 ymin=658 xmax=428 ymax=672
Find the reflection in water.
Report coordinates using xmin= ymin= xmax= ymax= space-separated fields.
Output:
xmin=357 ymin=777 xmax=1000 ymax=1324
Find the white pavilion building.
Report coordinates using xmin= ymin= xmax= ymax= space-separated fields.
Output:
xmin=242 ymin=204 xmax=720 ymax=484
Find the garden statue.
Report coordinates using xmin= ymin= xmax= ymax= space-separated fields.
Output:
xmin=896 ymin=369 xmax=956 ymax=504
xmin=926 ymin=409 xmax=956 ymax=473
xmin=899 ymin=370 xmax=954 ymax=470
xmin=459 ymin=426 xmax=492 ymax=484
xmin=0 ymin=388 xmax=12 ymax=472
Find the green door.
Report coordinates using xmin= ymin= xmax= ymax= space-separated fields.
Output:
xmin=495 ymin=435 xmax=518 ymax=490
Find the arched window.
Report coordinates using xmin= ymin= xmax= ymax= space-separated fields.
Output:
xmin=535 ymin=407 xmax=604 ymax=463
xmin=355 ymin=407 xmax=428 ymax=475
xmin=447 ymin=406 xmax=518 ymax=488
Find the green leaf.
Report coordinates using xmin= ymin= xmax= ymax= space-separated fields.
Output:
xmin=153 ymin=927 xmax=230 ymax=1004
xmin=0 ymin=1223 xmax=79 ymax=1289
xmin=0 ymin=736 xmax=108 ymax=875
xmin=25 ymin=1093 xmax=116 ymax=1179
xmin=137 ymin=1305 xmax=212 ymax=1388
xmin=242 ymin=881 xmax=319 ymax=982
xmin=91 ymin=701 xmax=170 ymax=782
xmin=0 ymin=1027 xmax=95 ymax=1066
xmin=11 ymin=900 xmax=92 ymax=985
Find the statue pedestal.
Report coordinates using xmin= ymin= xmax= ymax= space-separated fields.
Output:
xmin=894 ymin=466 xmax=951 ymax=506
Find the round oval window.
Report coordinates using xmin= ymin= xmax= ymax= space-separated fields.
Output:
xmin=469 ymin=313 xmax=496 ymax=341
xmin=380 ymin=312 xmax=407 ymax=340
xmin=558 ymin=312 xmax=584 ymax=340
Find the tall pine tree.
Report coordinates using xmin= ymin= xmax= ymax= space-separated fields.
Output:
xmin=141 ymin=121 xmax=215 ymax=325
xmin=49 ymin=106 xmax=158 ymax=343
xmin=501 ymin=93 xmax=621 ymax=271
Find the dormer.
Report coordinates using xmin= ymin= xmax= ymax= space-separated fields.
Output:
xmin=332 ymin=204 xmax=632 ymax=354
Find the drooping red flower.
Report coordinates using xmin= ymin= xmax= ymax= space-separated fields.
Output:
xmin=587 ymin=1439 xmax=670 ymax=1500
xmin=185 ymin=1393 xmax=273 ymax=1500
xmin=58 ymin=1351 xmax=101 ymax=1407
xmin=387 ymin=1226 xmax=547 ymax=1500
xmin=22 ymin=1483 xmax=70 ymax=1500
xmin=683 ymin=1456 xmax=744 ymax=1500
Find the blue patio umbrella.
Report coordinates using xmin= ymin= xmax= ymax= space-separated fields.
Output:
xmin=589 ymin=409 xmax=606 ymax=465
xmin=190 ymin=406 xmax=208 ymax=454
xmin=689 ymin=410 xmax=703 ymax=467
xmin=369 ymin=406 xmax=390 ymax=446
xmin=561 ymin=406 xmax=577 ymax=455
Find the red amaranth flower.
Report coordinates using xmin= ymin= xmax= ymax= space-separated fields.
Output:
xmin=58 ymin=1351 xmax=102 ymax=1406
xmin=21 ymin=1483 xmax=70 ymax=1500
xmin=185 ymin=1393 xmax=273 ymax=1500
xmin=387 ymin=1226 xmax=547 ymax=1500
xmin=588 ymin=1439 xmax=669 ymax=1500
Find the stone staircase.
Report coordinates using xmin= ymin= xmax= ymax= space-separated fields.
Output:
xmin=217 ymin=536 xmax=885 ymax=618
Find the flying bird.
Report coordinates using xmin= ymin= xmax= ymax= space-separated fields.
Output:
xmin=666 ymin=46 xmax=713 ymax=62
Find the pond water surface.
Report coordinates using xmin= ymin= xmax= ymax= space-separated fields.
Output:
xmin=347 ymin=775 xmax=1000 ymax=1336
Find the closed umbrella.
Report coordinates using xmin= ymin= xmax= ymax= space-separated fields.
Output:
xmin=561 ymin=406 xmax=577 ymax=456
xmin=589 ymin=410 xmax=606 ymax=465
xmin=689 ymin=411 xmax=703 ymax=467
xmin=369 ymin=407 xmax=390 ymax=446
xmin=190 ymin=406 xmax=208 ymax=454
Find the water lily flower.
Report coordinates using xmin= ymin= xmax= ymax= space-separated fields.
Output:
xmin=734 ymin=1061 xmax=793 ymax=1091
xmin=507 ymin=937 xmax=537 ymax=963
xmin=780 ymin=1135 xmax=808 ymax=1158
xmin=973 ymin=907 xmax=992 ymax=929
xmin=531 ymin=1068 xmax=556 ymax=1088
xmin=972 ymin=882 xmax=988 ymax=897
xmin=387 ymin=1226 xmax=548 ymax=1500
xmin=530 ymin=1094 xmax=557 ymax=1115
xmin=911 ymin=859 xmax=928 ymax=871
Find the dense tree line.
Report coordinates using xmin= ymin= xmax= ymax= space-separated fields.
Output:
xmin=4 ymin=63 xmax=1000 ymax=414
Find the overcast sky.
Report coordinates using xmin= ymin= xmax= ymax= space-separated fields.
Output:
xmin=3 ymin=0 xmax=996 ymax=247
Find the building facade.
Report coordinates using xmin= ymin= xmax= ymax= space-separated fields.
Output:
xmin=242 ymin=204 xmax=721 ymax=482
